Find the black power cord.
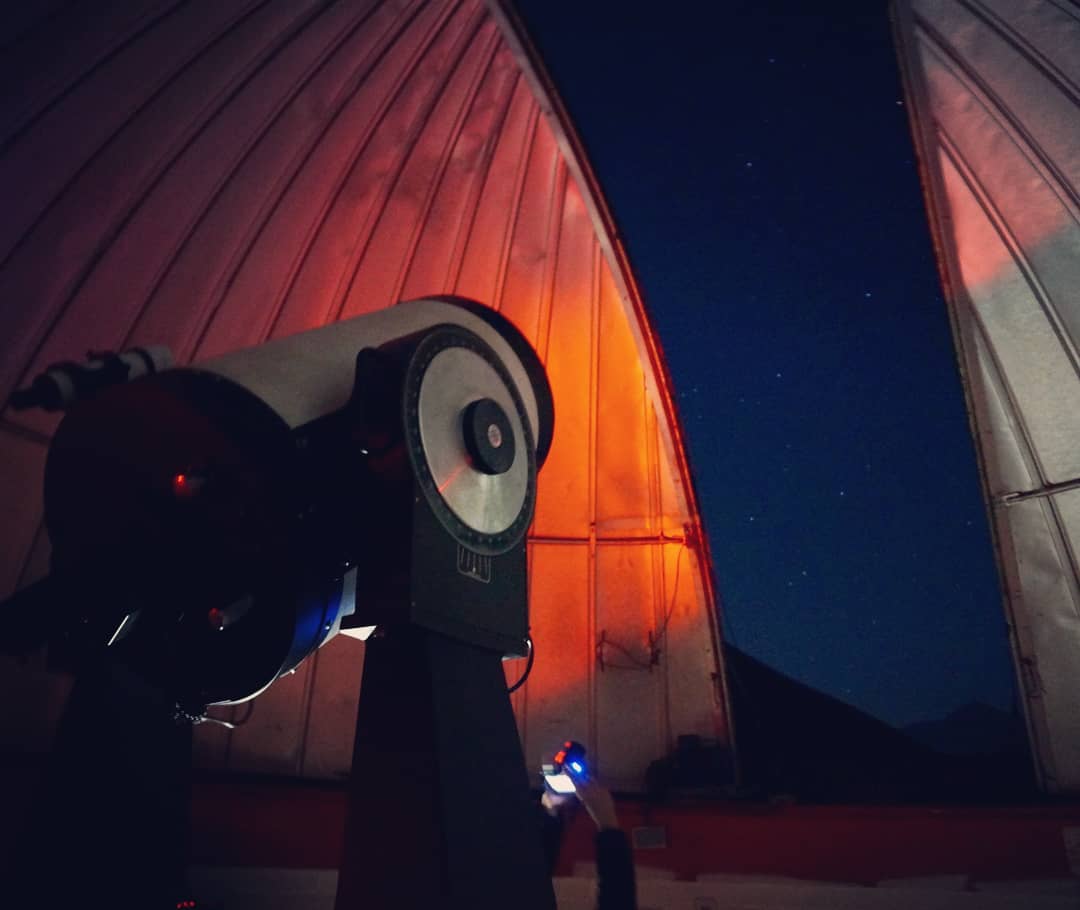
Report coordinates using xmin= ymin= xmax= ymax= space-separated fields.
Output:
xmin=507 ymin=634 xmax=534 ymax=694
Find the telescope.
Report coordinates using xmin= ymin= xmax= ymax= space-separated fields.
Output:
xmin=19 ymin=296 xmax=553 ymax=702
xmin=6 ymin=296 xmax=557 ymax=908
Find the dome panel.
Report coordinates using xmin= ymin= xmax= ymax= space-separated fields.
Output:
xmin=0 ymin=0 xmax=731 ymax=789
xmin=895 ymin=0 xmax=1080 ymax=791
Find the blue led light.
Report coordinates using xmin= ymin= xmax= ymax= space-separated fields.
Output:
xmin=570 ymin=761 xmax=583 ymax=773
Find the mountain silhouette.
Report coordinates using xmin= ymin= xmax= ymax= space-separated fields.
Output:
xmin=903 ymin=701 xmax=1027 ymax=756
xmin=718 ymin=648 xmax=1037 ymax=802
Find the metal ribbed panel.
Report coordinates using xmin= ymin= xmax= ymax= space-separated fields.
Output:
xmin=0 ymin=0 xmax=730 ymax=788
xmin=894 ymin=0 xmax=1080 ymax=792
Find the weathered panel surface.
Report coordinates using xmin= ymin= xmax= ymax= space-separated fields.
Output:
xmin=894 ymin=0 xmax=1080 ymax=791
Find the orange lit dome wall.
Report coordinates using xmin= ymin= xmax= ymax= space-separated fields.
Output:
xmin=0 ymin=0 xmax=732 ymax=788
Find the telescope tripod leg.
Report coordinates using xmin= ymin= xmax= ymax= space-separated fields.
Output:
xmin=335 ymin=625 xmax=556 ymax=910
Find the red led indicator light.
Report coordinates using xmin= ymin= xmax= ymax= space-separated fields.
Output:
xmin=172 ymin=472 xmax=203 ymax=497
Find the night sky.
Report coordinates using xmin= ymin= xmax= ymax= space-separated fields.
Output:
xmin=515 ymin=0 xmax=1019 ymax=729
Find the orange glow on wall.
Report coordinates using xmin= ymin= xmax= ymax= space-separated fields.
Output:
xmin=0 ymin=0 xmax=731 ymax=788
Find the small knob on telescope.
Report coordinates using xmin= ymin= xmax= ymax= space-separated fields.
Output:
xmin=462 ymin=398 xmax=515 ymax=475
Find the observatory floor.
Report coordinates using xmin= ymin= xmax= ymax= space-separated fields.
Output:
xmin=188 ymin=866 xmax=1080 ymax=910
xmin=181 ymin=778 xmax=1080 ymax=908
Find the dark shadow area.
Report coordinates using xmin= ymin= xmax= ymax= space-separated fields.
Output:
xmin=720 ymin=646 xmax=1038 ymax=803
xmin=644 ymin=646 xmax=1038 ymax=804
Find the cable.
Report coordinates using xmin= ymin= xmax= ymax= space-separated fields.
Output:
xmin=644 ymin=543 xmax=689 ymax=665
xmin=595 ymin=629 xmax=653 ymax=671
xmin=230 ymin=701 xmax=256 ymax=727
xmin=179 ymin=701 xmax=255 ymax=730
xmin=653 ymin=542 xmax=687 ymax=643
xmin=192 ymin=714 xmax=238 ymax=730
xmin=602 ymin=637 xmax=653 ymax=669
xmin=507 ymin=634 xmax=534 ymax=693
xmin=593 ymin=541 xmax=692 ymax=672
